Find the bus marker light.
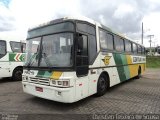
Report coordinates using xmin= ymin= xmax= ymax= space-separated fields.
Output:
xmin=63 ymin=81 xmax=69 ymax=86
xmin=79 ymin=83 xmax=82 ymax=86
xmin=58 ymin=81 xmax=62 ymax=85
xmin=93 ymin=80 xmax=96 ymax=82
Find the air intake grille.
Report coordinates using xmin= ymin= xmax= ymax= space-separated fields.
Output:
xmin=29 ymin=77 xmax=50 ymax=85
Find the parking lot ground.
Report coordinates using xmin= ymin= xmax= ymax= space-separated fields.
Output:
xmin=0 ymin=68 xmax=160 ymax=119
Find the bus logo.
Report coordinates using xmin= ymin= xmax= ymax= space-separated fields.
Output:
xmin=102 ymin=56 xmax=111 ymax=65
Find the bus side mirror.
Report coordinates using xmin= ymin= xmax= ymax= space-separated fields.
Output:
xmin=77 ymin=36 xmax=83 ymax=53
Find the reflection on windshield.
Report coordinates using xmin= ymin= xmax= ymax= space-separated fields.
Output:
xmin=25 ymin=33 xmax=73 ymax=67
xmin=25 ymin=37 xmax=41 ymax=66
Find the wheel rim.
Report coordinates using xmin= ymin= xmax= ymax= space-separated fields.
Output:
xmin=99 ymin=77 xmax=106 ymax=92
xmin=15 ymin=70 xmax=22 ymax=80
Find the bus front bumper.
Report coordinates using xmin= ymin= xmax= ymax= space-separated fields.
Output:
xmin=22 ymin=82 xmax=75 ymax=103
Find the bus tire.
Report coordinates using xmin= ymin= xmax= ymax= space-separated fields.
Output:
xmin=96 ymin=74 xmax=108 ymax=97
xmin=136 ymin=67 xmax=141 ymax=79
xmin=12 ymin=67 xmax=23 ymax=81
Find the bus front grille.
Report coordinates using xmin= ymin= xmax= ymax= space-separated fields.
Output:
xmin=29 ymin=77 xmax=50 ymax=85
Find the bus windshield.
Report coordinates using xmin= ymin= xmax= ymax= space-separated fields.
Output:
xmin=25 ymin=33 xmax=73 ymax=67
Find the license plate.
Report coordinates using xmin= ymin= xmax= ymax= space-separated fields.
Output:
xmin=35 ymin=87 xmax=43 ymax=92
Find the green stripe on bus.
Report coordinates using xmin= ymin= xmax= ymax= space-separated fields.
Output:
xmin=113 ymin=53 xmax=127 ymax=82
xmin=36 ymin=70 xmax=52 ymax=78
xmin=36 ymin=71 xmax=45 ymax=77
xmin=123 ymin=55 xmax=130 ymax=80
xmin=44 ymin=71 xmax=52 ymax=78
xmin=121 ymin=54 xmax=130 ymax=80
xmin=9 ymin=53 xmax=16 ymax=61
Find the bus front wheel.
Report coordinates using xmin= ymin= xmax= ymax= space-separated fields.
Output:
xmin=96 ymin=74 xmax=108 ymax=97
xmin=12 ymin=67 xmax=23 ymax=81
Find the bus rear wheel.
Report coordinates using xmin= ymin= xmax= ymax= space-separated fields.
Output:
xmin=96 ymin=74 xmax=108 ymax=97
xmin=12 ymin=67 xmax=23 ymax=81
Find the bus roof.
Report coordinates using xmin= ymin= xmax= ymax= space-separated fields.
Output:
xmin=28 ymin=16 xmax=144 ymax=47
xmin=65 ymin=16 xmax=144 ymax=46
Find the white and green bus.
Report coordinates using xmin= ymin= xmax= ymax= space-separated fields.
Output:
xmin=22 ymin=17 xmax=146 ymax=103
xmin=0 ymin=39 xmax=25 ymax=80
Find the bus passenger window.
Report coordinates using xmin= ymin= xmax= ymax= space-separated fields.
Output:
xmin=22 ymin=43 xmax=26 ymax=53
xmin=133 ymin=43 xmax=137 ymax=54
xmin=138 ymin=45 xmax=142 ymax=54
xmin=114 ymin=36 xmax=124 ymax=52
xmin=0 ymin=40 xmax=6 ymax=58
xmin=125 ymin=40 xmax=132 ymax=52
xmin=88 ymin=35 xmax=97 ymax=64
xmin=142 ymin=47 xmax=145 ymax=55
xmin=10 ymin=41 xmax=22 ymax=53
xmin=99 ymin=30 xmax=114 ymax=50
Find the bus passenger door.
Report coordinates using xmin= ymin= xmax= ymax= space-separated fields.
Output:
xmin=76 ymin=34 xmax=88 ymax=76
xmin=75 ymin=34 xmax=89 ymax=100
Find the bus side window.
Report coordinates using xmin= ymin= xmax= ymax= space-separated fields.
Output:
xmin=125 ymin=40 xmax=132 ymax=53
xmin=114 ymin=36 xmax=124 ymax=52
xmin=133 ymin=43 xmax=138 ymax=54
xmin=10 ymin=41 xmax=22 ymax=53
xmin=106 ymin=33 xmax=114 ymax=50
xmin=0 ymin=40 xmax=7 ymax=59
xmin=138 ymin=45 xmax=142 ymax=54
xmin=22 ymin=43 xmax=26 ymax=53
xmin=99 ymin=30 xmax=114 ymax=50
xmin=88 ymin=35 xmax=97 ymax=64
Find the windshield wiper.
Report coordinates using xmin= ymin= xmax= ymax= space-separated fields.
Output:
xmin=27 ymin=45 xmax=40 ymax=67
xmin=26 ymin=53 xmax=38 ymax=67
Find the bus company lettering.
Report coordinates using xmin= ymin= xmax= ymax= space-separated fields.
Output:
xmin=133 ymin=56 xmax=146 ymax=63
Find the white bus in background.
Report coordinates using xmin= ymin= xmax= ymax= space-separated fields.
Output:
xmin=0 ymin=39 xmax=26 ymax=80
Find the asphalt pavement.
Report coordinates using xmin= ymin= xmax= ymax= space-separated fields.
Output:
xmin=0 ymin=68 xmax=160 ymax=120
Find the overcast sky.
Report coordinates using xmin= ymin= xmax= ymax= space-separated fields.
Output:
xmin=0 ymin=0 xmax=160 ymax=47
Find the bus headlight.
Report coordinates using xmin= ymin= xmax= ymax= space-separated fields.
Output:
xmin=52 ymin=80 xmax=56 ymax=85
xmin=50 ymin=79 xmax=70 ymax=87
xmin=58 ymin=81 xmax=63 ymax=85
